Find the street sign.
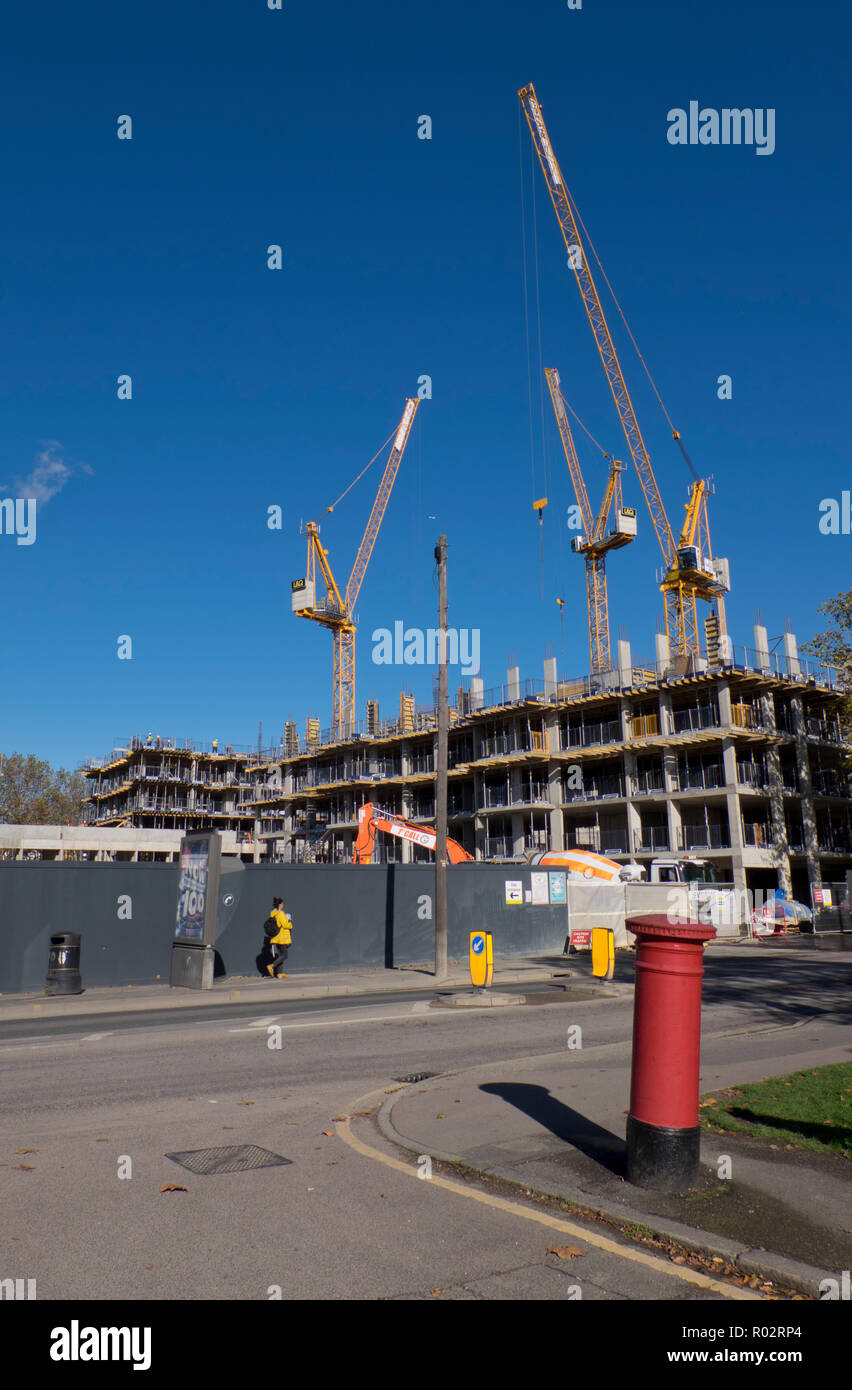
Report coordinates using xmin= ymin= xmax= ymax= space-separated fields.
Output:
xmin=469 ymin=931 xmax=493 ymax=989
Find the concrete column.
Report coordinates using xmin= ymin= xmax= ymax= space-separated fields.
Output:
xmin=655 ymin=631 xmax=670 ymax=676
xmin=511 ymin=811 xmax=525 ymax=856
xmin=543 ymin=655 xmax=557 ymax=700
xmin=723 ymin=763 xmax=747 ymax=894
xmin=790 ymin=694 xmax=821 ymax=890
xmin=717 ymin=680 xmax=733 ymax=728
xmin=783 ymin=630 xmax=801 ymax=679
xmin=547 ymin=757 xmax=564 ymax=852
xmin=620 ymin=693 xmax=633 ymax=742
xmin=618 ymin=638 xmax=632 ymax=686
xmin=753 ymin=623 xmax=770 ymax=671
xmin=757 ymin=688 xmax=792 ymax=891
xmin=507 ymin=665 xmax=521 ymax=702
xmin=471 ymin=676 xmax=484 ymax=710
xmin=626 ymin=797 xmax=642 ymax=859
xmin=667 ymin=798 xmax=682 ymax=856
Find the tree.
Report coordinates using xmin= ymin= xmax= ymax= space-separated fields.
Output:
xmin=0 ymin=754 xmax=88 ymax=825
xmin=801 ymin=589 xmax=852 ymax=733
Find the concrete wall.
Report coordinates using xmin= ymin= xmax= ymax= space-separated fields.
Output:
xmin=0 ymin=863 xmax=577 ymax=993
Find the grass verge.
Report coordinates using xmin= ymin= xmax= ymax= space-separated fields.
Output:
xmin=699 ymin=1061 xmax=852 ymax=1158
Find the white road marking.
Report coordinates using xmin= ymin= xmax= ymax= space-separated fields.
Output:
xmin=81 ymin=1032 xmax=113 ymax=1041
xmin=228 ymin=1009 xmax=426 ymax=1033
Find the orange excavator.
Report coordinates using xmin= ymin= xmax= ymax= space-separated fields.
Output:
xmin=353 ymin=803 xmax=473 ymax=865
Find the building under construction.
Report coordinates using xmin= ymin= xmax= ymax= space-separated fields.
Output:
xmin=81 ymin=87 xmax=851 ymax=902
xmin=82 ymin=619 xmax=850 ymax=901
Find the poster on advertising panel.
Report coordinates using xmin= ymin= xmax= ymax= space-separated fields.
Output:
xmin=531 ymin=872 xmax=549 ymax=905
xmin=175 ymin=839 xmax=210 ymax=943
xmin=549 ymin=871 xmax=567 ymax=905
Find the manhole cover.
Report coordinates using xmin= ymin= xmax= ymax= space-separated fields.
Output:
xmin=165 ymin=1145 xmax=292 ymax=1176
xmin=393 ymin=1072 xmax=439 ymax=1084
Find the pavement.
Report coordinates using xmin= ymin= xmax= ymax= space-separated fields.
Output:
xmin=2 ymin=941 xmax=850 ymax=1300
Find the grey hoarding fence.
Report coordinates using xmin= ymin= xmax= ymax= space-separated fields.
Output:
xmin=0 ymin=862 xmax=574 ymax=993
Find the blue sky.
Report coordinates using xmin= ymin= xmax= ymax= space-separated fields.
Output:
xmin=1 ymin=0 xmax=849 ymax=769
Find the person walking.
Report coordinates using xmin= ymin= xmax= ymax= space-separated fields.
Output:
xmin=261 ymin=896 xmax=293 ymax=978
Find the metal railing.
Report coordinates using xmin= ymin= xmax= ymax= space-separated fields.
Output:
xmin=678 ymin=825 xmax=730 ymax=851
xmin=630 ymin=771 xmax=665 ymax=795
xmin=634 ymin=826 xmax=670 ymax=852
xmin=736 ymin=763 xmax=768 ymax=789
xmin=565 ymin=721 xmax=621 ymax=748
xmin=742 ymin=823 xmax=772 ymax=848
xmin=675 ymin=765 xmax=725 ymax=791
xmin=672 ymin=706 xmax=719 ymax=734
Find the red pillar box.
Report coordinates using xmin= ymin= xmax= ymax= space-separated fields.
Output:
xmin=626 ymin=914 xmax=716 ymax=1189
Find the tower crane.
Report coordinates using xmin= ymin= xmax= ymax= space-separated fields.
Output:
xmin=519 ymin=83 xmax=729 ymax=659
xmin=545 ymin=367 xmax=637 ymax=674
xmin=291 ymin=397 xmax=420 ymax=739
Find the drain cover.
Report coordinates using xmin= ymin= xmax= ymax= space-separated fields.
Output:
xmin=165 ymin=1145 xmax=292 ymax=1176
xmin=393 ymin=1072 xmax=439 ymax=1084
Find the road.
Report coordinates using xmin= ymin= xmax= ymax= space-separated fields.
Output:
xmin=0 ymin=948 xmax=849 ymax=1303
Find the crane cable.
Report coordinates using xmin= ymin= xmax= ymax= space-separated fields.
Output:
xmin=563 ymin=184 xmax=700 ymax=482
xmin=518 ymin=106 xmax=539 ymax=510
xmin=317 ymin=425 xmax=398 ymax=521
xmin=558 ymin=389 xmax=612 ymax=462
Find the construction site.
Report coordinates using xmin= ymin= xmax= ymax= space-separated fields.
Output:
xmin=79 ymin=84 xmax=851 ymax=910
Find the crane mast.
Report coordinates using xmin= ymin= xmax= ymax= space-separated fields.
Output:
xmin=545 ymin=367 xmax=636 ymax=675
xmin=292 ymin=398 xmax=420 ymax=739
xmin=520 ymin=84 xmax=727 ymax=658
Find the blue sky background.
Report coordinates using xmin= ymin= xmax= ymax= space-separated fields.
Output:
xmin=1 ymin=0 xmax=849 ymax=769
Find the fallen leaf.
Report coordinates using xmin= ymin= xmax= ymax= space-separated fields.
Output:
xmin=95 ymin=1138 xmax=109 ymax=1142
xmin=321 ymin=1130 xmax=334 ymax=1137
xmin=143 ymin=1266 xmax=153 ymax=1271
xmin=159 ymin=1184 xmax=187 ymax=1193
xmin=547 ymin=1245 xmax=583 ymax=1260
xmin=669 ymin=1255 xmax=687 ymax=1265
xmin=13 ymin=1164 xmax=35 ymax=1171
xmin=15 ymin=1149 xmax=38 ymax=1154
xmin=436 ymin=1113 xmax=446 ymax=1119
xmin=431 ymin=1289 xmax=444 ymax=1297
xmin=331 ymin=1116 xmax=347 ymax=1123
xmin=238 ymin=1100 xmax=254 ymax=1106
xmin=699 ymin=1100 xmax=717 ymax=1108
xmin=454 ymin=1099 xmax=463 ymax=1104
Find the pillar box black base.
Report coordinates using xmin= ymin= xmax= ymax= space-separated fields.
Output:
xmin=45 ymin=933 xmax=83 ymax=996
xmin=626 ymin=1115 xmax=701 ymax=1190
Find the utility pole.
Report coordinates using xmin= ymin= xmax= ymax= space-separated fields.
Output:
xmin=434 ymin=534 xmax=448 ymax=980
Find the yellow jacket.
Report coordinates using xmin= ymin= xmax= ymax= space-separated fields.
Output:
xmin=269 ymin=908 xmax=292 ymax=946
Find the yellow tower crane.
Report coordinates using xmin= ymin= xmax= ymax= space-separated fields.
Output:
xmin=545 ymin=368 xmax=637 ymax=674
xmin=519 ymin=83 xmax=730 ymax=659
xmin=291 ymin=397 xmax=420 ymax=740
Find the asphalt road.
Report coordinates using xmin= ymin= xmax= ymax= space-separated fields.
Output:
xmin=1 ymin=949 xmax=849 ymax=1304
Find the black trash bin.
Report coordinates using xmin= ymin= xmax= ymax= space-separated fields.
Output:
xmin=46 ymin=933 xmax=83 ymax=996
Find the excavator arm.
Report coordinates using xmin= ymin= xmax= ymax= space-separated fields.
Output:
xmin=354 ymin=803 xmax=473 ymax=865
